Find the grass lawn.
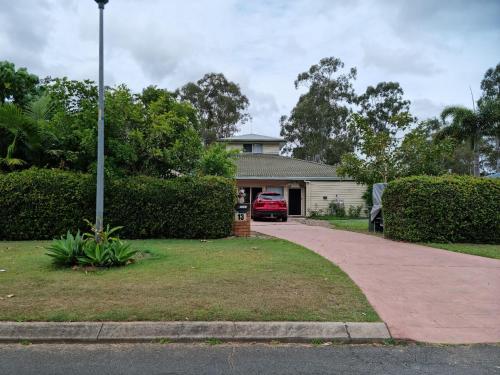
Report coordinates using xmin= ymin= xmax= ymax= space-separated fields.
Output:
xmin=329 ymin=218 xmax=371 ymax=233
xmin=315 ymin=217 xmax=500 ymax=260
xmin=425 ymin=243 xmax=500 ymax=260
xmin=0 ymin=238 xmax=379 ymax=322
xmin=313 ymin=216 xmax=372 ymax=234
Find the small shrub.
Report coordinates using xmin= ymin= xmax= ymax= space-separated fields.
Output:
xmin=383 ymin=175 xmax=500 ymax=243
xmin=329 ymin=201 xmax=346 ymax=217
xmin=347 ymin=205 xmax=363 ymax=218
xmin=308 ymin=209 xmax=323 ymax=218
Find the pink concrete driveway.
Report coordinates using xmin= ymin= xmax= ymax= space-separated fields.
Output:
xmin=253 ymin=220 xmax=500 ymax=344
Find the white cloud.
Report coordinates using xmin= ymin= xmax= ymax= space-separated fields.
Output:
xmin=0 ymin=0 xmax=498 ymax=138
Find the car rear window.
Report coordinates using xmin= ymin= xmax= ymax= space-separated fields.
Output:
xmin=259 ymin=193 xmax=283 ymax=201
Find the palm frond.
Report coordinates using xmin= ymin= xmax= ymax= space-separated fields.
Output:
xmin=24 ymin=95 xmax=55 ymax=122
xmin=439 ymin=105 xmax=478 ymax=143
xmin=0 ymin=157 xmax=26 ymax=167
xmin=0 ymin=103 xmax=41 ymax=149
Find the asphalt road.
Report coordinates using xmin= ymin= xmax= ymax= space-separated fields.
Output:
xmin=1 ymin=343 xmax=499 ymax=375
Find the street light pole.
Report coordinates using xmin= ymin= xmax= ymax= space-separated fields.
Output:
xmin=95 ymin=0 xmax=108 ymax=241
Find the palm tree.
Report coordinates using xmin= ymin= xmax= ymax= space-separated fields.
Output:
xmin=0 ymin=103 xmax=41 ymax=169
xmin=439 ymin=100 xmax=499 ymax=176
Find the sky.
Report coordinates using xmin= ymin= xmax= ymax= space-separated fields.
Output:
xmin=1 ymin=0 xmax=499 ymax=137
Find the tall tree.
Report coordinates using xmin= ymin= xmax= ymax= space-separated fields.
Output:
xmin=397 ymin=119 xmax=455 ymax=177
xmin=439 ymin=100 xmax=499 ymax=177
xmin=479 ymin=63 xmax=500 ymax=103
xmin=142 ymin=91 xmax=203 ymax=177
xmin=356 ymin=82 xmax=412 ymax=133
xmin=197 ymin=143 xmax=237 ymax=178
xmin=479 ymin=63 xmax=500 ymax=172
xmin=42 ymin=78 xmax=98 ymax=170
xmin=338 ymin=112 xmax=412 ymax=185
xmin=0 ymin=61 xmax=39 ymax=106
xmin=280 ymin=57 xmax=357 ymax=163
xmin=177 ymin=73 xmax=250 ymax=145
xmin=41 ymin=78 xmax=204 ymax=177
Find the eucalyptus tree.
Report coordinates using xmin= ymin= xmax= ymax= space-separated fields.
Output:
xmin=479 ymin=63 xmax=500 ymax=172
xmin=356 ymin=81 xmax=413 ymax=133
xmin=177 ymin=73 xmax=251 ymax=145
xmin=280 ymin=57 xmax=357 ymax=163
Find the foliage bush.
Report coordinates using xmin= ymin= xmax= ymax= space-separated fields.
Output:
xmin=347 ymin=205 xmax=363 ymax=218
xmin=0 ymin=168 xmax=235 ymax=240
xmin=329 ymin=201 xmax=346 ymax=217
xmin=383 ymin=175 xmax=500 ymax=243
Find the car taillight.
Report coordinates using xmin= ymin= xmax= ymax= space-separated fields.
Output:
xmin=255 ymin=200 xmax=264 ymax=208
xmin=279 ymin=200 xmax=286 ymax=208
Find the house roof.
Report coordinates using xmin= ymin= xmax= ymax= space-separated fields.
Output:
xmin=234 ymin=153 xmax=347 ymax=181
xmin=221 ymin=133 xmax=284 ymax=142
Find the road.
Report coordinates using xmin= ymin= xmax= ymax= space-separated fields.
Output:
xmin=1 ymin=343 xmax=499 ymax=375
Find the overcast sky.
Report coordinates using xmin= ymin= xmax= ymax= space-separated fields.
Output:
xmin=1 ymin=0 xmax=499 ymax=136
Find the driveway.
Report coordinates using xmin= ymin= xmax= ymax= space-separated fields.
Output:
xmin=253 ymin=221 xmax=500 ymax=344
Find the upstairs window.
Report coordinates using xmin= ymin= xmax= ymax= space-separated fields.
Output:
xmin=253 ymin=143 xmax=263 ymax=153
xmin=242 ymin=143 xmax=263 ymax=153
xmin=243 ymin=144 xmax=253 ymax=153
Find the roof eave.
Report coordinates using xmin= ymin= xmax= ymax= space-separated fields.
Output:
xmin=221 ymin=139 xmax=284 ymax=143
xmin=236 ymin=176 xmax=352 ymax=181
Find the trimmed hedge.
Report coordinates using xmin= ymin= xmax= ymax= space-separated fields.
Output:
xmin=383 ymin=175 xmax=500 ymax=243
xmin=0 ymin=168 xmax=235 ymax=240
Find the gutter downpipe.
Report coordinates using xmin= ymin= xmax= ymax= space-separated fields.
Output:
xmin=304 ymin=180 xmax=311 ymax=217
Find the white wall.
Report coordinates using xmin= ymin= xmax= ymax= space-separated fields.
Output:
xmin=262 ymin=144 xmax=281 ymax=154
xmin=305 ymin=181 xmax=367 ymax=216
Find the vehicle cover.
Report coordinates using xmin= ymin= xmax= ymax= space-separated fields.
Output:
xmin=370 ymin=183 xmax=387 ymax=222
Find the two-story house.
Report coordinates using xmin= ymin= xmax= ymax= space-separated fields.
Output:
xmin=221 ymin=133 xmax=366 ymax=217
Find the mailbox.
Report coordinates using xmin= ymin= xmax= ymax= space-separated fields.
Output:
xmin=235 ymin=189 xmax=250 ymax=221
xmin=234 ymin=203 xmax=249 ymax=221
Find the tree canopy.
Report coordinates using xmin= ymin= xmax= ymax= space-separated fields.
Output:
xmin=177 ymin=73 xmax=251 ymax=145
xmin=356 ymin=81 xmax=412 ymax=133
xmin=283 ymin=57 xmax=500 ymax=181
xmin=0 ymin=63 xmax=238 ymax=178
xmin=280 ymin=57 xmax=357 ymax=163
xmin=0 ymin=61 xmax=39 ymax=106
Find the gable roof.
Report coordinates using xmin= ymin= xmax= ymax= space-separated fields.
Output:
xmin=234 ymin=153 xmax=348 ymax=180
xmin=221 ymin=133 xmax=284 ymax=142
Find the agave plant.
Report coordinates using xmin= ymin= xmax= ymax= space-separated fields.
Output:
xmin=46 ymin=230 xmax=85 ymax=266
xmin=77 ymin=242 xmax=112 ymax=267
xmin=107 ymin=240 xmax=138 ymax=266
xmin=47 ymin=222 xmax=138 ymax=268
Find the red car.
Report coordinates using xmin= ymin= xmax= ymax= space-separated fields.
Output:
xmin=251 ymin=192 xmax=288 ymax=221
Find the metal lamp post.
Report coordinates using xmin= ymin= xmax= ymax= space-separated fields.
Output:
xmin=95 ymin=0 xmax=109 ymax=241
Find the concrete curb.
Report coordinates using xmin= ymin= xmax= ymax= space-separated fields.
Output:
xmin=0 ymin=322 xmax=391 ymax=343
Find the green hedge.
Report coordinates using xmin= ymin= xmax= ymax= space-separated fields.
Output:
xmin=383 ymin=175 xmax=500 ymax=243
xmin=0 ymin=168 xmax=235 ymax=240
